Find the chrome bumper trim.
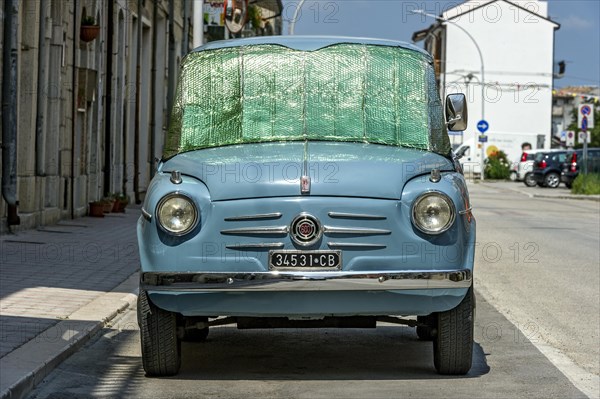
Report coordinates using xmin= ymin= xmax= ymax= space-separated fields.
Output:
xmin=141 ymin=269 xmax=472 ymax=292
xmin=141 ymin=207 xmax=152 ymax=221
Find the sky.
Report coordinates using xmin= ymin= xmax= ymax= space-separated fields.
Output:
xmin=280 ymin=0 xmax=600 ymax=89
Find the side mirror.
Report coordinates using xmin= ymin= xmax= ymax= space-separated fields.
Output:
xmin=224 ymin=0 xmax=248 ymax=34
xmin=445 ymin=93 xmax=468 ymax=131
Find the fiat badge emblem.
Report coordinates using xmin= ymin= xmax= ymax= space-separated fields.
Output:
xmin=290 ymin=213 xmax=322 ymax=246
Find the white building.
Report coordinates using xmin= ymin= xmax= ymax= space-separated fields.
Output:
xmin=413 ymin=0 xmax=560 ymax=168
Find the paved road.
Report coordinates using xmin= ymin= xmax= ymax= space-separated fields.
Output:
xmin=469 ymin=182 xmax=600 ymax=397
xmin=27 ymin=297 xmax=586 ymax=399
xmin=27 ymin=182 xmax=598 ymax=398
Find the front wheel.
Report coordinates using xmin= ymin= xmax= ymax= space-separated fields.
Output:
xmin=523 ymin=173 xmax=536 ymax=187
xmin=433 ymin=287 xmax=474 ymax=375
xmin=138 ymin=290 xmax=181 ymax=376
xmin=544 ymin=172 xmax=560 ymax=188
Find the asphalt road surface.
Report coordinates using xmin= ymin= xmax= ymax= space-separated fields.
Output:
xmin=470 ymin=182 xmax=599 ymax=397
xmin=28 ymin=183 xmax=598 ymax=399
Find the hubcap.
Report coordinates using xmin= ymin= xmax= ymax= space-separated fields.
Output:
xmin=547 ymin=175 xmax=559 ymax=187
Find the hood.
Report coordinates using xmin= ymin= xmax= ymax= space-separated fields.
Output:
xmin=161 ymin=142 xmax=454 ymax=201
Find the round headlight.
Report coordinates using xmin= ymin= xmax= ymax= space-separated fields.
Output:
xmin=156 ymin=193 xmax=198 ymax=236
xmin=411 ymin=192 xmax=455 ymax=234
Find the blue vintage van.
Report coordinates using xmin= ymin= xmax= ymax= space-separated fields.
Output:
xmin=137 ymin=36 xmax=474 ymax=376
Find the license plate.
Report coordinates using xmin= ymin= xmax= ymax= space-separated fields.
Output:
xmin=269 ymin=250 xmax=342 ymax=270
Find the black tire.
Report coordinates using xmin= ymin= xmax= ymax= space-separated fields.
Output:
xmin=524 ymin=172 xmax=536 ymax=187
xmin=416 ymin=315 xmax=436 ymax=341
xmin=544 ymin=172 xmax=560 ymax=188
xmin=138 ymin=290 xmax=181 ymax=376
xmin=433 ymin=287 xmax=474 ymax=375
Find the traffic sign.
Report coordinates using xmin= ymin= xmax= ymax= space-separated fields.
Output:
xmin=578 ymin=104 xmax=594 ymax=129
xmin=581 ymin=105 xmax=591 ymax=115
xmin=478 ymin=134 xmax=488 ymax=143
xmin=477 ymin=120 xmax=489 ymax=134
xmin=578 ymin=131 xmax=591 ymax=144
xmin=566 ymin=130 xmax=575 ymax=147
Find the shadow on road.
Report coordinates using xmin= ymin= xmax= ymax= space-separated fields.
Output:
xmin=176 ymin=326 xmax=490 ymax=380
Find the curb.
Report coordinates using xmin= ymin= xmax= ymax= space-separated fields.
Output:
xmin=531 ymin=194 xmax=600 ymax=202
xmin=475 ymin=182 xmax=600 ymax=202
xmin=0 ymin=273 xmax=139 ymax=399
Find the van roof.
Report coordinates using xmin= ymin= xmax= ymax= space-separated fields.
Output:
xmin=192 ymin=35 xmax=430 ymax=58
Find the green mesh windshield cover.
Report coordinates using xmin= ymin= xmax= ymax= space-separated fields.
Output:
xmin=164 ymin=44 xmax=450 ymax=158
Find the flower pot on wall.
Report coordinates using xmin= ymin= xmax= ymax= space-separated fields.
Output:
xmin=102 ymin=199 xmax=115 ymax=213
xmin=112 ymin=199 xmax=127 ymax=213
xmin=89 ymin=202 xmax=105 ymax=217
xmin=80 ymin=25 xmax=100 ymax=42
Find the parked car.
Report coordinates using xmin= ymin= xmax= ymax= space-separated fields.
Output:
xmin=561 ymin=148 xmax=600 ymax=188
xmin=509 ymin=161 xmax=518 ymax=181
xmin=530 ymin=150 xmax=568 ymax=188
xmin=137 ymin=36 xmax=476 ymax=377
xmin=518 ymin=149 xmax=558 ymax=187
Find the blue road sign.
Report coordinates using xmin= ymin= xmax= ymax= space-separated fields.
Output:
xmin=477 ymin=120 xmax=489 ymax=133
xmin=582 ymin=116 xmax=588 ymax=131
xmin=478 ymin=135 xmax=488 ymax=143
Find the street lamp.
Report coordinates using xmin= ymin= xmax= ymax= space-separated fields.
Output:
xmin=288 ymin=0 xmax=307 ymax=35
xmin=411 ymin=9 xmax=486 ymax=180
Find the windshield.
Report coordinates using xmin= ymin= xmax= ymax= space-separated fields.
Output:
xmin=164 ymin=43 xmax=450 ymax=158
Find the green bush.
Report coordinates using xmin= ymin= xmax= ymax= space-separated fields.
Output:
xmin=484 ymin=150 xmax=511 ymax=180
xmin=571 ymin=173 xmax=600 ymax=195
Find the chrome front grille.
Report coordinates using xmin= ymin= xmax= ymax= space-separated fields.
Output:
xmin=221 ymin=226 xmax=288 ymax=236
xmin=224 ymin=213 xmax=282 ymax=221
xmin=328 ymin=212 xmax=386 ymax=220
xmin=221 ymin=211 xmax=390 ymax=250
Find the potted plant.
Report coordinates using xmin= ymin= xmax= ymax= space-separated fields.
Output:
xmin=102 ymin=197 xmax=115 ymax=213
xmin=89 ymin=201 xmax=105 ymax=217
xmin=247 ymin=5 xmax=262 ymax=34
xmin=112 ymin=193 xmax=129 ymax=213
xmin=80 ymin=16 xmax=100 ymax=42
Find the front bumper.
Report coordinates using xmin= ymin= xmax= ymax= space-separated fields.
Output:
xmin=141 ymin=269 xmax=472 ymax=292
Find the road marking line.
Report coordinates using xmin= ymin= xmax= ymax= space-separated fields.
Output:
xmin=475 ymin=284 xmax=599 ymax=399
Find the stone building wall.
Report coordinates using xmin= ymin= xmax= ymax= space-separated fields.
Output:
xmin=0 ymin=0 xmax=191 ymax=232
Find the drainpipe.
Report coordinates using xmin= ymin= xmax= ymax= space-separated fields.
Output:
xmin=70 ymin=0 xmax=78 ymax=219
xmin=182 ymin=0 xmax=190 ymax=54
xmin=133 ymin=0 xmax=142 ymax=204
xmin=166 ymin=0 xmax=175 ymax=126
xmin=1 ymin=0 xmax=20 ymax=226
xmin=192 ymin=0 xmax=204 ymax=48
xmin=150 ymin=0 xmax=157 ymax=178
xmin=35 ymin=1 xmax=47 ymax=176
xmin=103 ymin=0 xmax=114 ymax=196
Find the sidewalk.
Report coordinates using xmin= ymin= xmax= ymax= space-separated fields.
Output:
xmin=0 ymin=208 xmax=141 ymax=399
xmin=469 ymin=180 xmax=600 ymax=202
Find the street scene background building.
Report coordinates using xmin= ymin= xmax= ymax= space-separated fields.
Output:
xmin=0 ymin=0 xmax=282 ymax=232
xmin=413 ymin=0 xmax=560 ymax=170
